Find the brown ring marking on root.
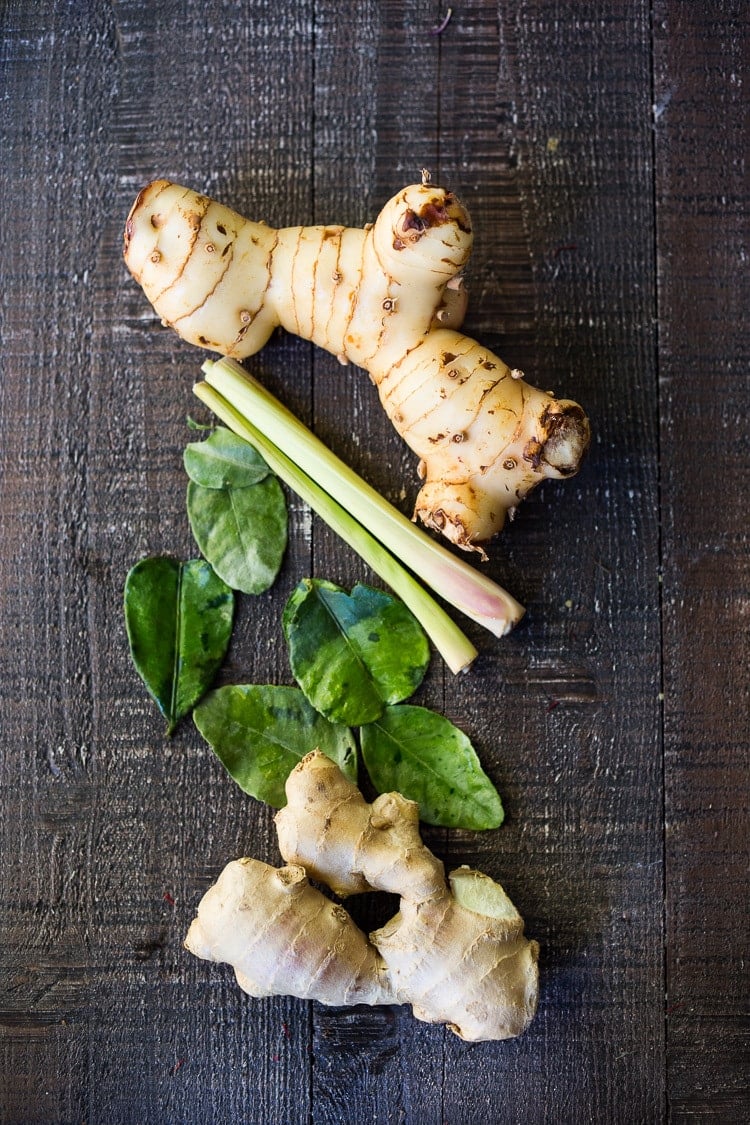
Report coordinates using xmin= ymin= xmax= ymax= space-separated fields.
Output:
xmin=262 ymin=229 xmax=281 ymax=298
xmin=369 ymin=225 xmax=394 ymax=283
xmin=149 ymin=189 xmax=210 ymax=306
xmin=340 ymin=229 xmax=368 ymax=356
xmin=224 ymin=227 xmax=279 ymax=346
xmin=481 ymin=382 xmax=527 ymax=460
xmin=360 ymin=308 xmax=390 ymax=370
xmin=382 ymin=333 xmax=474 ymax=406
xmin=359 ymin=233 xmax=399 ymax=368
xmin=383 ymin=336 xmax=482 ymax=425
xmin=379 ymin=356 xmax=438 ymax=418
xmin=321 ymin=230 xmax=346 ymax=352
xmin=222 ymin=230 xmax=281 ymax=354
xmin=433 ymin=368 xmax=508 ymax=430
xmin=171 ymin=239 xmax=236 ymax=327
xmin=288 ymin=226 xmax=307 ymax=339
xmin=419 ymin=260 xmax=470 ymax=277
xmin=309 ymin=230 xmax=321 ymax=342
xmin=231 ymin=315 xmax=254 ymax=349
xmin=358 ymin=241 xmax=392 ymax=367
xmin=371 ymin=323 xmax=444 ymax=398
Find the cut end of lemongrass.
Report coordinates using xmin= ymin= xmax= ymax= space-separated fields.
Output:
xmin=445 ymin=573 xmax=525 ymax=638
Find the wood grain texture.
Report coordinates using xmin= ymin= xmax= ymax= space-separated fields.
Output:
xmin=0 ymin=0 xmax=747 ymax=1122
xmin=436 ymin=3 xmax=664 ymax=1121
xmin=307 ymin=7 xmax=449 ymax=1123
xmin=654 ymin=1 xmax=750 ymax=1118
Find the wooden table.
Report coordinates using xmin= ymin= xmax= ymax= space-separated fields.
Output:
xmin=1 ymin=2 xmax=747 ymax=1121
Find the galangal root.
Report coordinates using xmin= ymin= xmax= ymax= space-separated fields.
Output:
xmin=124 ymin=176 xmax=589 ymax=555
xmin=185 ymin=750 xmax=539 ymax=1042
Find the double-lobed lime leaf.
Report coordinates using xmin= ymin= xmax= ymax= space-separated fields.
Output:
xmin=185 ymin=427 xmax=287 ymax=594
xmin=193 ymin=684 xmax=357 ymax=807
xmin=124 ymin=557 xmax=234 ymax=734
xmin=283 ymin=579 xmax=430 ymax=726
xmin=360 ymin=704 xmax=504 ymax=830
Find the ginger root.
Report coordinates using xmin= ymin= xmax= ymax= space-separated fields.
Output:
xmin=185 ymin=750 xmax=539 ymax=1042
xmin=124 ymin=178 xmax=589 ymax=554
xmin=184 ymin=857 xmax=394 ymax=1007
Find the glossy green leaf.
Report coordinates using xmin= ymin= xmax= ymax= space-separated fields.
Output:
xmin=184 ymin=426 xmax=271 ymax=489
xmin=283 ymin=579 xmax=430 ymax=726
xmin=124 ymin=557 xmax=234 ymax=735
xmin=186 ymin=477 xmax=287 ymax=594
xmin=193 ymin=684 xmax=357 ymax=807
xmin=360 ymin=704 xmax=504 ymax=829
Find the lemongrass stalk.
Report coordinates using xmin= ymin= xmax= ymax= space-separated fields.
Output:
xmin=193 ymin=380 xmax=478 ymax=674
xmin=201 ymin=357 xmax=524 ymax=637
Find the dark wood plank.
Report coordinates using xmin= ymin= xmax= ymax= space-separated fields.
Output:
xmin=2 ymin=0 xmax=748 ymax=1121
xmin=654 ymin=2 xmax=750 ymax=1118
xmin=1 ymin=1 xmax=316 ymax=1122
xmin=109 ymin=1 xmax=319 ymax=1120
xmin=437 ymin=2 xmax=665 ymax=1120
xmin=307 ymin=4 xmax=449 ymax=1122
